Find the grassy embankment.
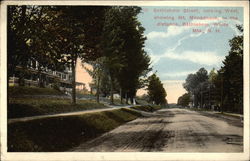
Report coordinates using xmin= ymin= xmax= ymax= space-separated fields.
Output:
xmin=8 ymin=108 xmax=141 ymax=152
xmin=8 ymin=86 xmax=64 ymax=96
xmin=8 ymin=105 xmax=161 ymax=152
xmin=8 ymin=86 xmax=161 ymax=152
xmin=8 ymin=86 xmax=108 ymax=118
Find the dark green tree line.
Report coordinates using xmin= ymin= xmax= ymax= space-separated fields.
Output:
xmin=177 ymin=93 xmax=191 ymax=107
xmin=86 ymin=6 xmax=151 ymax=105
xmin=8 ymin=6 xmax=107 ymax=104
xmin=147 ymin=73 xmax=167 ymax=105
xmin=217 ymin=25 xmax=243 ymax=113
xmin=182 ymin=25 xmax=243 ymax=113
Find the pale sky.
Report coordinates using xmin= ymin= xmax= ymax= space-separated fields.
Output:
xmin=137 ymin=6 xmax=243 ymax=103
xmin=76 ymin=60 xmax=92 ymax=91
xmin=76 ymin=6 xmax=243 ymax=104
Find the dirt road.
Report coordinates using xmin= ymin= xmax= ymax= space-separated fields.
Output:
xmin=72 ymin=108 xmax=243 ymax=152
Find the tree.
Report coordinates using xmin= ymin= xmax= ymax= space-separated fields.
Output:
xmin=84 ymin=57 xmax=107 ymax=103
xmin=100 ymin=6 xmax=151 ymax=105
xmin=111 ymin=7 xmax=151 ymax=104
xmin=208 ymin=68 xmax=217 ymax=83
xmin=183 ymin=68 xmax=209 ymax=108
xmin=147 ymin=73 xmax=167 ymax=105
xmin=50 ymin=6 xmax=107 ymax=104
xmin=206 ymin=68 xmax=219 ymax=109
xmin=101 ymin=7 xmax=126 ymax=104
xmin=177 ymin=93 xmax=191 ymax=107
xmin=8 ymin=6 xmax=33 ymax=84
xmin=219 ymin=25 xmax=243 ymax=113
xmin=8 ymin=6 xmax=67 ymax=88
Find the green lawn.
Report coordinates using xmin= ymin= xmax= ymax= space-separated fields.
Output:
xmin=8 ymin=97 xmax=109 ymax=118
xmin=8 ymin=108 xmax=142 ymax=152
xmin=8 ymin=86 xmax=64 ymax=96
xmin=8 ymin=86 xmax=110 ymax=118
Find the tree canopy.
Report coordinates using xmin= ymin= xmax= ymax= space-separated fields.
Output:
xmin=177 ymin=93 xmax=191 ymax=107
xmin=182 ymin=25 xmax=243 ymax=113
xmin=147 ymin=73 xmax=167 ymax=105
xmin=8 ymin=6 xmax=108 ymax=104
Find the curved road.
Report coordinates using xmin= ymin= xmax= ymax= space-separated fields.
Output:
xmin=72 ymin=108 xmax=243 ymax=152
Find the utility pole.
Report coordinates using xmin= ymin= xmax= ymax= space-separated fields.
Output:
xmin=220 ymin=71 xmax=224 ymax=113
xmin=207 ymin=85 xmax=211 ymax=110
xmin=200 ymin=92 xmax=202 ymax=109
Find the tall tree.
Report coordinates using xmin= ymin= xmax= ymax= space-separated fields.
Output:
xmin=113 ymin=7 xmax=151 ymax=104
xmin=219 ymin=25 xmax=243 ymax=113
xmin=147 ymin=73 xmax=167 ymax=105
xmin=84 ymin=57 xmax=107 ymax=103
xmin=8 ymin=6 xmax=31 ymax=83
xmin=101 ymin=7 xmax=126 ymax=104
xmin=177 ymin=93 xmax=191 ymax=107
xmin=183 ymin=68 xmax=208 ymax=107
xmin=7 ymin=6 xmax=66 ymax=87
xmin=51 ymin=6 xmax=107 ymax=104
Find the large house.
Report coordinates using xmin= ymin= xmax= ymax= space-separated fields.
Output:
xmin=9 ymin=60 xmax=86 ymax=94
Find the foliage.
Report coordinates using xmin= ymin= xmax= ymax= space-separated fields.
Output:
xmin=182 ymin=25 xmax=243 ymax=114
xmin=8 ymin=6 xmax=151 ymax=105
xmin=147 ymin=73 xmax=167 ymax=105
xmin=8 ymin=6 xmax=33 ymax=76
xmin=218 ymin=25 xmax=243 ymax=113
xmin=8 ymin=6 xmax=108 ymax=104
xmin=83 ymin=57 xmax=108 ymax=102
xmin=208 ymin=68 xmax=217 ymax=83
xmin=84 ymin=6 xmax=151 ymax=104
xmin=113 ymin=7 xmax=151 ymax=104
xmin=177 ymin=93 xmax=191 ymax=107
xmin=183 ymin=68 xmax=209 ymax=107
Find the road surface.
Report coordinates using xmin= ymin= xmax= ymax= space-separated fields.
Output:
xmin=72 ymin=108 xmax=243 ymax=152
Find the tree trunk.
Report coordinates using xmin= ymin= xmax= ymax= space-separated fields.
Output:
xmin=120 ymin=88 xmax=123 ymax=104
xmin=96 ymin=75 xmax=100 ymax=103
xmin=130 ymin=96 xmax=133 ymax=105
xmin=71 ymin=58 xmax=76 ymax=105
xmin=18 ymin=71 xmax=25 ymax=86
xmin=110 ymin=76 xmax=114 ymax=105
xmin=125 ymin=92 xmax=128 ymax=104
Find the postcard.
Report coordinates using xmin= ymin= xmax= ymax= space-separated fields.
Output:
xmin=0 ymin=1 xmax=249 ymax=161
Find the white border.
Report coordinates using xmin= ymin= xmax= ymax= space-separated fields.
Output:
xmin=0 ymin=1 xmax=249 ymax=161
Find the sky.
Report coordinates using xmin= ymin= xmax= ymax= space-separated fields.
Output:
xmin=137 ymin=6 xmax=243 ymax=103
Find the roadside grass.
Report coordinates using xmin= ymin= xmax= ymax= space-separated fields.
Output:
xmin=214 ymin=112 xmax=243 ymax=119
xmin=131 ymin=105 xmax=161 ymax=112
xmin=8 ymin=97 xmax=108 ymax=119
xmin=8 ymin=108 xmax=142 ymax=152
xmin=187 ymin=107 xmax=242 ymax=119
xmin=186 ymin=107 xmax=213 ymax=112
xmin=8 ymin=86 xmax=64 ymax=96
xmin=136 ymin=99 xmax=149 ymax=105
